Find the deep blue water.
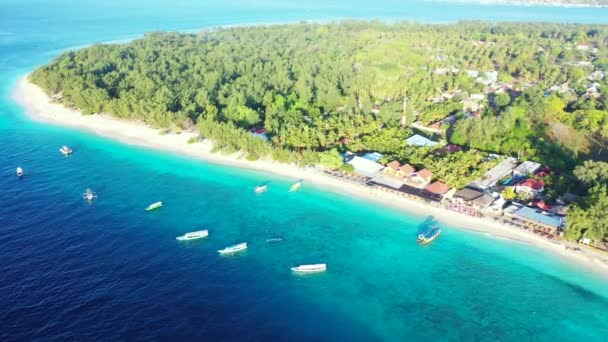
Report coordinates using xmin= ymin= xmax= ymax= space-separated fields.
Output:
xmin=1 ymin=1 xmax=608 ymax=340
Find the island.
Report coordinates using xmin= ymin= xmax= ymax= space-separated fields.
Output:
xmin=21 ymin=21 xmax=608 ymax=265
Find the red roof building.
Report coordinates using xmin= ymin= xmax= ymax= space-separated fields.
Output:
xmin=400 ymin=164 xmax=416 ymax=175
xmin=424 ymin=181 xmax=450 ymax=196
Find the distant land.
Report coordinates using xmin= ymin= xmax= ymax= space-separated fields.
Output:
xmin=433 ymin=0 xmax=608 ymax=7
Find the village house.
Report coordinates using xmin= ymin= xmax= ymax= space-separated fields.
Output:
xmin=405 ymin=168 xmax=433 ymax=189
xmin=469 ymin=157 xmax=519 ymax=191
xmin=515 ymin=178 xmax=545 ymax=198
xmin=513 ymin=161 xmax=542 ymax=177
xmin=406 ymin=134 xmax=440 ymax=148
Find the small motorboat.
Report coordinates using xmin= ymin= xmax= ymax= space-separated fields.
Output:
xmin=291 ymin=264 xmax=327 ymax=273
xmin=82 ymin=188 xmax=97 ymax=202
xmin=145 ymin=201 xmax=163 ymax=211
xmin=59 ymin=145 xmax=73 ymax=156
xmin=417 ymin=225 xmax=441 ymax=245
xmin=289 ymin=180 xmax=302 ymax=192
xmin=254 ymin=185 xmax=268 ymax=194
xmin=218 ymin=242 xmax=247 ymax=255
xmin=16 ymin=167 xmax=23 ymax=177
xmin=176 ymin=230 xmax=209 ymax=241
xmin=266 ymin=237 xmax=284 ymax=244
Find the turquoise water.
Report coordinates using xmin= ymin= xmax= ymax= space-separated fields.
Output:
xmin=1 ymin=1 xmax=608 ymax=340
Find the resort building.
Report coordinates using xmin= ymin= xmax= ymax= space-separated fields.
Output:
xmin=405 ymin=134 xmax=440 ymax=148
xmin=424 ymin=181 xmax=451 ymax=198
xmin=405 ymin=168 xmax=433 ymax=189
xmin=515 ymin=179 xmax=545 ymax=198
xmin=384 ymin=160 xmax=415 ymax=178
xmin=453 ymin=186 xmax=495 ymax=210
xmin=346 ymin=156 xmax=384 ymax=178
xmin=469 ymin=157 xmax=519 ymax=190
xmin=507 ymin=206 xmax=563 ymax=235
xmin=513 ymin=161 xmax=542 ymax=177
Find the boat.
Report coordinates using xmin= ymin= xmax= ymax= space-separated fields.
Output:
xmin=254 ymin=185 xmax=268 ymax=193
xmin=417 ymin=225 xmax=441 ymax=244
xmin=289 ymin=180 xmax=302 ymax=192
xmin=176 ymin=230 xmax=209 ymax=241
xmin=16 ymin=167 xmax=23 ymax=177
xmin=218 ymin=242 xmax=247 ymax=254
xmin=266 ymin=237 xmax=283 ymax=244
xmin=291 ymin=264 xmax=327 ymax=273
xmin=59 ymin=145 xmax=73 ymax=156
xmin=145 ymin=201 xmax=163 ymax=211
xmin=82 ymin=188 xmax=97 ymax=202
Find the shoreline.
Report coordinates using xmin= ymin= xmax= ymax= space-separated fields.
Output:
xmin=11 ymin=75 xmax=608 ymax=279
xmin=427 ymin=0 xmax=608 ymax=8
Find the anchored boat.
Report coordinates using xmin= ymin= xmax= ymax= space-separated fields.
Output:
xmin=291 ymin=264 xmax=327 ymax=273
xmin=16 ymin=167 xmax=23 ymax=177
xmin=176 ymin=230 xmax=209 ymax=241
xmin=417 ymin=225 xmax=441 ymax=245
xmin=59 ymin=145 xmax=73 ymax=156
xmin=145 ymin=201 xmax=163 ymax=211
xmin=289 ymin=180 xmax=303 ymax=192
xmin=254 ymin=185 xmax=268 ymax=193
xmin=218 ymin=242 xmax=247 ymax=255
xmin=82 ymin=188 xmax=97 ymax=202
xmin=266 ymin=237 xmax=283 ymax=244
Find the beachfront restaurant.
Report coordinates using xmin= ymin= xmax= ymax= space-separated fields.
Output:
xmin=453 ymin=187 xmax=495 ymax=210
xmin=346 ymin=156 xmax=384 ymax=178
xmin=508 ymin=206 xmax=563 ymax=235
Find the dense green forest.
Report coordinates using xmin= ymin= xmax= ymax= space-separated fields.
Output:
xmin=30 ymin=21 xmax=608 ymax=242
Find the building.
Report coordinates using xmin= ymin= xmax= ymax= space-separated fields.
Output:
xmin=362 ymin=152 xmax=383 ymax=163
xmin=251 ymin=128 xmax=269 ymax=141
xmin=406 ymin=134 xmax=440 ymax=148
xmin=384 ymin=161 xmax=415 ymax=178
xmin=346 ymin=156 xmax=384 ymax=178
xmin=371 ymin=173 xmax=404 ymax=190
xmin=424 ymin=181 xmax=451 ymax=198
xmin=509 ymin=206 xmax=563 ymax=235
xmin=405 ymin=168 xmax=433 ymax=189
xmin=515 ymin=179 xmax=545 ymax=198
xmin=513 ymin=161 xmax=542 ymax=177
xmin=469 ymin=157 xmax=519 ymax=190
xmin=453 ymin=187 xmax=495 ymax=210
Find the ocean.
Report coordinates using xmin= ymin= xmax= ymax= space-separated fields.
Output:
xmin=1 ymin=1 xmax=608 ymax=340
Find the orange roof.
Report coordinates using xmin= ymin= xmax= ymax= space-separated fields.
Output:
xmin=400 ymin=164 xmax=415 ymax=174
xmin=416 ymin=168 xmax=433 ymax=180
xmin=387 ymin=160 xmax=401 ymax=171
xmin=424 ymin=181 xmax=450 ymax=195
xmin=520 ymin=179 xmax=545 ymax=190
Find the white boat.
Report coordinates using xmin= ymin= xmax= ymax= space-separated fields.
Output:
xmin=82 ymin=188 xmax=97 ymax=202
xmin=176 ymin=230 xmax=209 ymax=241
xmin=59 ymin=145 xmax=73 ymax=155
xmin=266 ymin=237 xmax=283 ymax=244
xmin=218 ymin=242 xmax=247 ymax=254
xmin=16 ymin=167 xmax=23 ymax=177
xmin=254 ymin=185 xmax=268 ymax=193
xmin=146 ymin=201 xmax=163 ymax=211
xmin=291 ymin=264 xmax=327 ymax=273
xmin=289 ymin=180 xmax=302 ymax=192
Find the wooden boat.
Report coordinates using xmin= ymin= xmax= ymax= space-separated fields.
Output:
xmin=417 ymin=225 xmax=441 ymax=245
xmin=289 ymin=180 xmax=302 ymax=192
xmin=218 ymin=242 xmax=247 ymax=255
xmin=291 ymin=264 xmax=327 ymax=273
xmin=176 ymin=230 xmax=209 ymax=241
xmin=59 ymin=145 xmax=73 ymax=156
xmin=254 ymin=185 xmax=268 ymax=193
xmin=16 ymin=167 xmax=23 ymax=177
xmin=145 ymin=201 xmax=163 ymax=211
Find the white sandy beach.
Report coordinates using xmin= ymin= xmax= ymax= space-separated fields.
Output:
xmin=12 ymin=76 xmax=608 ymax=277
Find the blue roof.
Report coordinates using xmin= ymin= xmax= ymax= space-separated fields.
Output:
xmin=362 ymin=152 xmax=383 ymax=163
xmin=406 ymin=134 xmax=439 ymax=148
xmin=513 ymin=206 xmax=562 ymax=228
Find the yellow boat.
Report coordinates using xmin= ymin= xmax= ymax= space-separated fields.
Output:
xmin=289 ymin=180 xmax=302 ymax=192
xmin=417 ymin=225 xmax=441 ymax=244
